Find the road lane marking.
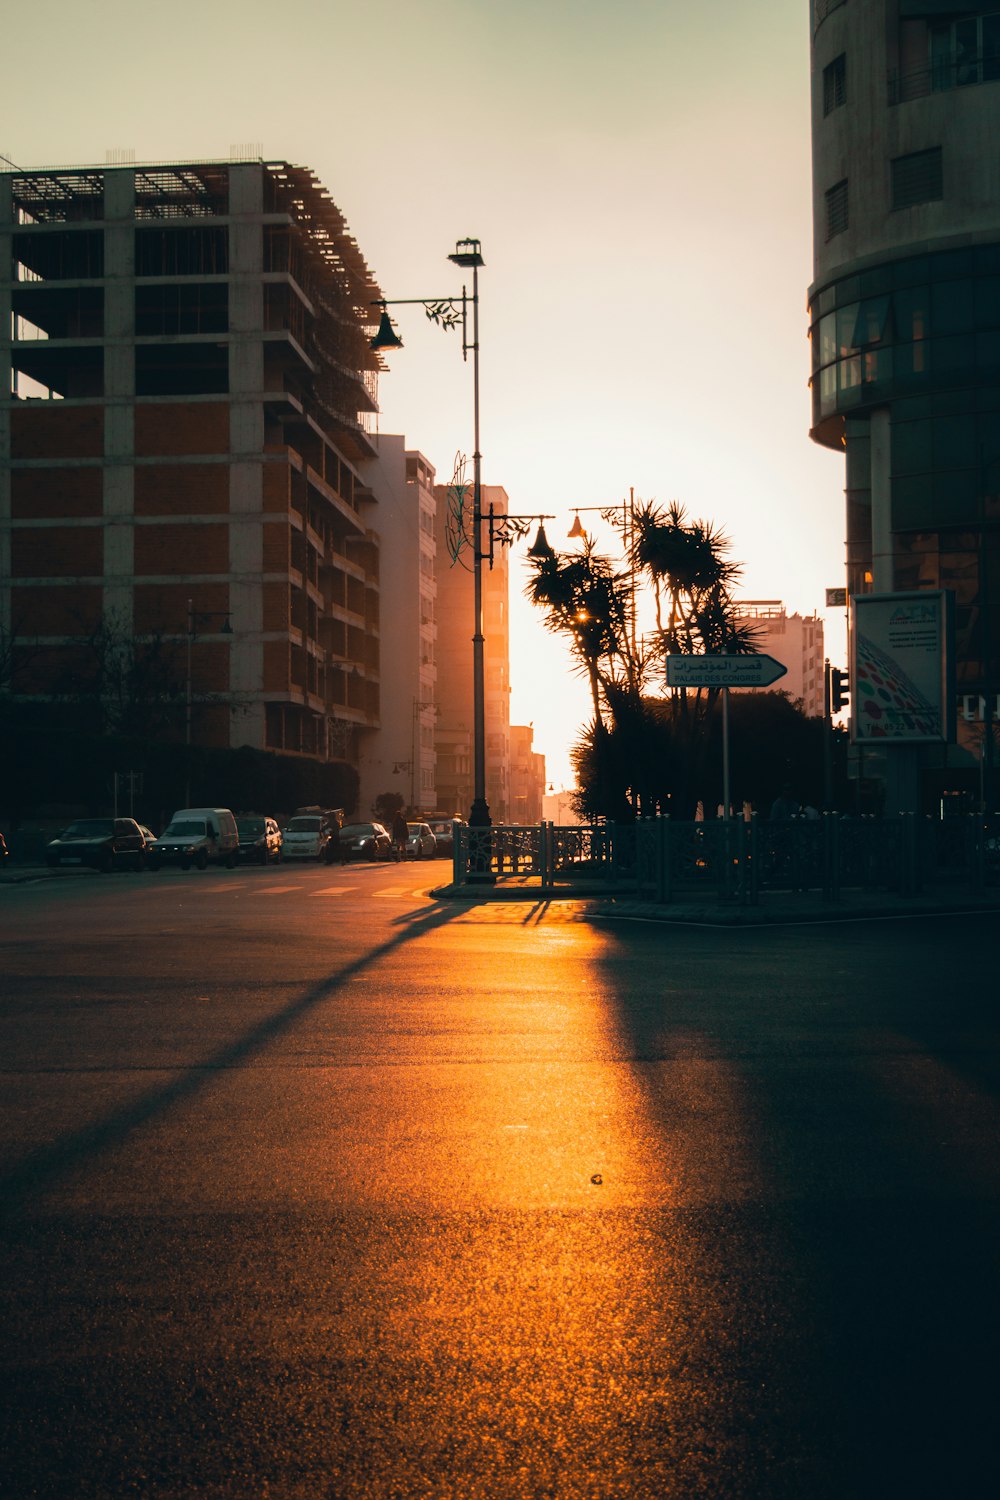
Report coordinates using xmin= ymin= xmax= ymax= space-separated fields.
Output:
xmin=311 ymin=886 xmax=357 ymax=894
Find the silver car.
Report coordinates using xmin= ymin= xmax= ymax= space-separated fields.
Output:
xmin=405 ymin=822 xmax=437 ymax=859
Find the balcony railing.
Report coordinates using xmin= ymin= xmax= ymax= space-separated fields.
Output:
xmin=889 ymin=53 xmax=1000 ymax=104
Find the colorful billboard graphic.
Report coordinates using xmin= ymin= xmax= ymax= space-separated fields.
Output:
xmin=851 ymin=592 xmax=954 ymax=743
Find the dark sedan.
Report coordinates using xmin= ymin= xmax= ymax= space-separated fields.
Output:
xmin=235 ymin=815 xmax=283 ymax=865
xmin=45 ymin=817 xmax=148 ymax=873
xmin=339 ymin=821 xmax=392 ymax=862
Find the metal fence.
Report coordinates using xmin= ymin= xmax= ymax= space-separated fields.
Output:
xmin=454 ymin=816 xmax=1000 ymax=904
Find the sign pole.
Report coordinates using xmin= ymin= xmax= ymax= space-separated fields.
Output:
xmin=722 ymin=687 xmax=731 ymax=822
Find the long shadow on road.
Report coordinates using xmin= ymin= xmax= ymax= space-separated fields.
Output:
xmin=0 ymin=896 xmax=463 ymax=1218
xmin=590 ymin=912 xmax=999 ymax=1498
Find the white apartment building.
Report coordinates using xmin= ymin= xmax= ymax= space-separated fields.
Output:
xmin=356 ymin=437 xmax=437 ymax=816
xmin=732 ymin=601 xmax=826 ymax=717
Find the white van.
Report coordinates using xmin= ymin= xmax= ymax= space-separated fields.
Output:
xmin=149 ymin=807 xmax=239 ymax=871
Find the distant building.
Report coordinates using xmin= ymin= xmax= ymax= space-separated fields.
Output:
xmin=1 ymin=159 xmax=383 ymax=778
xmin=433 ymin=480 xmax=511 ymax=819
xmin=357 ymin=438 xmax=437 ymax=816
xmin=508 ymin=724 xmax=545 ymax=824
xmin=542 ymin=787 xmax=581 ymax=825
xmin=809 ymin=1 xmax=1000 ymax=807
xmin=732 ymin=602 xmax=825 ymax=717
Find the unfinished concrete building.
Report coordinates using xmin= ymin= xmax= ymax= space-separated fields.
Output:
xmin=1 ymin=160 xmax=384 ymax=775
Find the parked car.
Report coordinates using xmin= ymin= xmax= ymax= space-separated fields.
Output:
xmin=405 ymin=822 xmax=437 ymax=860
xmin=281 ymin=813 xmax=335 ymax=861
xmin=148 ymin=808 xmax=239 ymax=871
xmin=428 ymin=817 xmax=465 ymax=857
xmin=235 ymin=815 xmax=283 ymax=865
xmin=339 ymin=821 xmax=392 ymax=862
xmin=45 ymin=817 xmax=148 ymax=873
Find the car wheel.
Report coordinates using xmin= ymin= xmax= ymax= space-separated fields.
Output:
xmin=195 ymin=850 xmax=208 ymax=871
xmin=180 ymin=859 xmax=191 ymax=871
xmin=99 ymin=850 xmax=113 ymax=874
xmin=134 ymin=853 xmax=145 ymax=873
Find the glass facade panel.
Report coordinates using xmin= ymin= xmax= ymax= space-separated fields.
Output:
xmin=810 ymin=251 xmax=1000 ymax=427
xmin=932 ymin=468 xmax=978 ymax=524
xmin=836 ymin=303 xmax=859 ymax=356
xmin=976 ymin=277 xmax=1000 ymax=325
xmin=852 ymin=296 xmax=891 ymax=345
xmin=978 ymin=332 xmax=1000 ymax=375
xmin=819 ymin=312 xmax=837 ymax=366
xmin=932 ymin=280 xmax=975 ymax=333
xmin=893 ymin=474 xmax=935 ymax=530
xmin=893 ymin=420 xmax=932 ymax=474
xmin=820 ymin=362 xmax=838 ymax=415
xmin=933 ymin=333 xmax=975 ymax=374
xmin=839 ymin=356 xmax=862 ymax=399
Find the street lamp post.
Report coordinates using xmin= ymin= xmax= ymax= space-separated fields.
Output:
xmin=371 ymin=238 xmax=491 ymax=825
xmin=371 ymin=241 xmax=552 ymax=858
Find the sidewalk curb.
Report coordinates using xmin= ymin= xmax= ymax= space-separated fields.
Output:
xmin=430 ymin=883 xmax=1000 ymax=927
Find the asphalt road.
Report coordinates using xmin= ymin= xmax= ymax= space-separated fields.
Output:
xmin=1 ymin=860 xmax=997 ymax=1498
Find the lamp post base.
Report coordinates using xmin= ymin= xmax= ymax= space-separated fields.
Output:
xmin=466 ymin=797 xmax=495 ymax=884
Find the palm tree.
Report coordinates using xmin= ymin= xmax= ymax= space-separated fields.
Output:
xmin=527 ymin=499 xmax=762 ymax=819
xmin=524 ymin=539 xmax=634 ymax=730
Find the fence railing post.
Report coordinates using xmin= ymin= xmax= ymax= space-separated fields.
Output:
xmin=974 ymin=813 xmax=986 ymax=891
xmin=748 ymin=813 xmax=759 ymax=906
xmin=659 ymin=815 xmax=670 ymax=905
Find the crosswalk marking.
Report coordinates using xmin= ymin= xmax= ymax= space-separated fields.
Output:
xmin=311 ymin=886 xmax=357 ymax=894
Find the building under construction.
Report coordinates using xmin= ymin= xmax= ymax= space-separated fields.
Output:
xmin=1 ymin=160 xmax=384 ymax=779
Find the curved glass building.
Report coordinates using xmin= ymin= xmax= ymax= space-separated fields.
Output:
xmin=809 ymin=0 xmax=1000 ymax=808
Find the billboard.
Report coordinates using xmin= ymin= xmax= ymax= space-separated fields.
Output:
xmin=851 ymin=591 xmax=954 ymax=743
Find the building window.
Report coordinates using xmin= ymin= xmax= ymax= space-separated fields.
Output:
xmin=930 ymin=13 xmax=1000 ymax=91
xmin=824 ymin=54 xmax=846 ymax=114
xmin=891 ymin=148 xmax=943 ymax=210
xmin=826 ymin=179 xmax=848 ymax=240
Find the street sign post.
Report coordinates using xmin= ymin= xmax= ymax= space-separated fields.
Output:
xmin=665 ymin=654 xmax=788 ymax=690
xmin=664 ymin=655 xmax=789 ymax=819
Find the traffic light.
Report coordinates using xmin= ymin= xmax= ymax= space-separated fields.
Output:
xmin=831 ymin=667 xmax=850 ymax=714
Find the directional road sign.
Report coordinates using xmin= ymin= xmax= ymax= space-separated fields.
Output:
xmin=665 ymin=654 xmax=788 ymax=689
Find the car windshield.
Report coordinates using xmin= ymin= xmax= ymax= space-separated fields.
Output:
xmin=407 ymin=824 xmax=425 ymax=834
xmin=237 ymin=818 xmax=265 ymax=835
xmin=164 ymin=820 xmax=207 ymax=837
xmin=63 ymin=820 xmax=114 ymax=838
xmin=341 ymin=824 xmax=374 ymax=837
xmin=286 ymin=817 xmax=321 ymax=832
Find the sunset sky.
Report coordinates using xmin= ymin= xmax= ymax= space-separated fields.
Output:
xmin=4 ymin=0 xmax=845 ymax=788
